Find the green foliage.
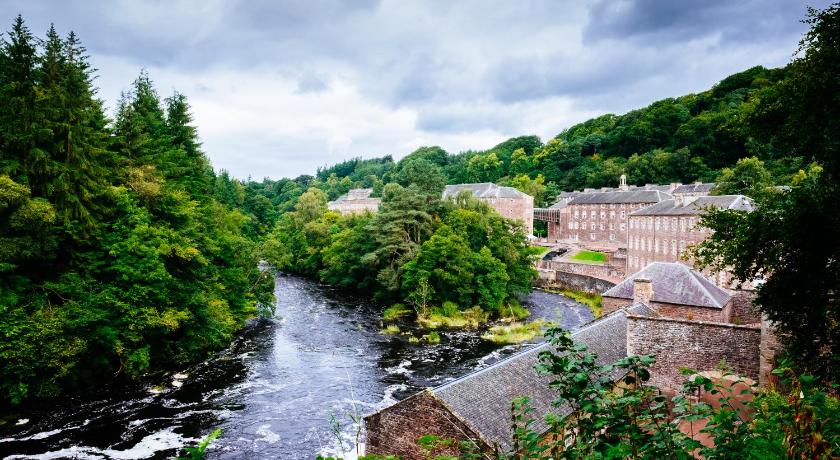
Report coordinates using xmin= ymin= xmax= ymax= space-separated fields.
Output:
xmin=504 ymin=328 xmax=840 ymax=459
xmin=714 ymin=156 xmax=773 ymax=197
xmin=177 ymin=428 xmax=222 ymax=460
xmin=382 ymin=303 xmax=412 ymax=321
xmin=0 ymin=18 xmax=272 ymax=405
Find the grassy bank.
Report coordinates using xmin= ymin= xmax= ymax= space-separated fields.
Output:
xmin=482 ymin=320 xmax=550 ymax=344
xmin=570 ymin=250 xmax=607 ymax=264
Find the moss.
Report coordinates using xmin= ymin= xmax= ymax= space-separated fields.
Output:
xmin=380 ymin=324 xmax=401 ymax=335
xmin=482 ymin=320 xmax=550 ymax=344
xmin=408 ymin=336 xmax=421 ymax=344
xmin=382 ymin=303 xmax=412 ymax=321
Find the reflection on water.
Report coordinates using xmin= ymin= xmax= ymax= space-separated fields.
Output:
xmin=0 ymin=275 xmax=593 ymax=459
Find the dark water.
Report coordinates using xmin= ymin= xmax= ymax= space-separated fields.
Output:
xmin=0 ymin=275 xmax=593 ymax=460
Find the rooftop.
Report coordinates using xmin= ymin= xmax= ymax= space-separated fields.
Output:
xmin=603 ymin=262 xmax=732 ymax=309
xmin=331 ymin=188 xmax=376 ymax=202
xmin=629 ymin=195 xmax=753 ymax=216
xmin=672 ymin=182 xmax=717 ymax=194
xmin=442 ymin=183 xmax=532 ymax=200
xmin=567 ymin=189 xmax=671 ymax=205
xmin=427 ymin=304 xmax=653 ymax=452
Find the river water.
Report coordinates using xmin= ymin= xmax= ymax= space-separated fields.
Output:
xmin=0 ymin=275 xmax=593 ymax=460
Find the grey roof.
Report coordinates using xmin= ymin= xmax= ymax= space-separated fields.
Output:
xmin=332 ymin=188 xmax=377 ymax=202
xmin=629 ymin=195 xmax=753 ymax=216
xmin=567 ymin=189 xmax=670 ymax=205
xmin=429 ymin=304 xmax=653 ymax=452
xmin=672 ymin=182 xmax=716 ymax=194
xmin=442 ymin=183 xmax=532 ymax=200
xmin=603 ymin=262 xmax=732 ymax=309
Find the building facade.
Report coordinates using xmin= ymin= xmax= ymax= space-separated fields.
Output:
xmin=327 ymin=188 xmax=381 ymax=215
xmin=626 ymin=194 xmax=752 ymax=284
xmin=556 ymin=190 xmax=670 ymax=248
xmin=442 ymin=183 xmax=534 ymax=235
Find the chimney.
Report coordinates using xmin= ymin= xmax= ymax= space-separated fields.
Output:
xmin=633 ymin=277 xmax=653 ymax=306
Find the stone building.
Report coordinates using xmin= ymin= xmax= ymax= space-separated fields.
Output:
xmin=601 ymin=262 xmax=734 ymax=322
xmin=364 ymin=304 xmax=655 ymax=459
xmin=327 ymin=188 xmax=381 ymax=215
xmin=550 ymin=189 xmax=670 ymax=248
xmin=442 ymin=183 xmax=534 ymax=235
xmin=626 ymin=195 xmax=752 ymax=285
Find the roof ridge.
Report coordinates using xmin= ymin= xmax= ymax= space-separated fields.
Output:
xmin=686 ymin=266 xmax=724 ymax=308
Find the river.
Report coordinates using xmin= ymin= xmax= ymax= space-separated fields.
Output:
xmin=0 ymin=275 xmax=594 ymax=460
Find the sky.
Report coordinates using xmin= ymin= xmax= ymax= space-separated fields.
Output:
xmin=1 ymin=0 xmax=830 ymax=180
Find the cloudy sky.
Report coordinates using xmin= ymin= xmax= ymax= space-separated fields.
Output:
xmin=2 ymin=0 xmax=829 ymax=179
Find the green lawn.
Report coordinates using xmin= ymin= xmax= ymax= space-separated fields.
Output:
xmin=570 ymin=250 xmax=607 ymax=264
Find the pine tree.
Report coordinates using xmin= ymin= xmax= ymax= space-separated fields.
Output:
xmin=0 ymin=15 xmax=38 ymax=184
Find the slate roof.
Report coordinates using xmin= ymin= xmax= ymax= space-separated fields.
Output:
xmin=629 ymin=195 xmax=752 ymax=216
xmin=672 ymin=182 xmax=716 ymax=194
xmin=442 ymin=183 xmax=532 ymax=200
xmin=567 ymin=190 xmax=670 ymax=205
xmin=331 ymin=188 xmax=377 ymax=202
xmin=603 ymin=262 xmax=732 ymax=309
xmin=428 ymin=304 xmax=653 ymax=452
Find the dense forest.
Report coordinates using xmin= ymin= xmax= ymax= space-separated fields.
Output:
xmin=0 ymin=17 xmax=273 ymax=405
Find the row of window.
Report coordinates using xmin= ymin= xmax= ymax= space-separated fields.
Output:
xmin=573 ymin=210 xmax=628 ymax=220
xmin=568 ymin=221 xmax=628 ymax=231
xmin=629 ymin=236 xmax=695 ymax=255
xmin=629 ymin=215 xmax=705 ymax=233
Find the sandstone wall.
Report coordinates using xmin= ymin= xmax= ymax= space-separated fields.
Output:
xmin=364 ymin=390 xmax=489 ymax=460
xmin=627 ymin=316 xmax=761 ymax=390
xmin=538 ymin=260 xmax=625 ymax=283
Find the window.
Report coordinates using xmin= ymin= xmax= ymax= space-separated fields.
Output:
xmin=655 ymin=238 xmax=659 ymax=253
xmin=600 ymin=211 xmax=606 ymax=219
xmin=620 ymin=223 xmax=626 ymax=231
xmin=581 ymin=222 xmax=586 ymax=230
xmin=568 ymin=222 xmax=573 ymax=229
xmin=610 ymin=233 xmax=615 ymax=241
xmin=609 ymin=223 xmax=614 ymax=230
xmin=610 ymin=211 xmax=615 ymax=219
xmin=574 ymin=210 xmax=579 ymax=219
xmin=590 ymin=233 xmax=596 ymax=240
xmin=620 ymin=211 xmax=626 ymax=219
xmin=655 ymin=217 xmax=660 ymax=230
xmin=680 ymin=218 xmax=686 ymax=232
xmin=671 ymin=239 xmax=677 ymax=256
xmin=590 ymin=211 xmax=596 ymax=219
xmin=680 ymin=240 xmax=686 ymax=251
xmin=599 ymin=223 xmax=604 ymax=230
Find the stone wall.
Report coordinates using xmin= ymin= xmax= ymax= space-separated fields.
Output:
xmin=535 ymin=270 xmax=616 ymax=293
xmin=603 ymin=298 xmax=728 ymax=322
xmin=627 ymin=316 xmax=761 ymax=390
xmin=729 ymin=290 xmax=760 ymax=325
xmin=538 ymin=260 xmax=625 ymax=283
xmin=364 ymin=390 xmax=489 ymax=459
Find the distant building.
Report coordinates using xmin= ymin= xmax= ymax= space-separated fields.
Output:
xmin=327 ymin=188 xmax=381 ymax=215
xmin=442 ymin=183 xmax=534 ymax=234
xmin=626 ymin=194 xmax=752 ymax=285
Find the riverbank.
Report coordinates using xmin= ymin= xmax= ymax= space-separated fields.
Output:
xmin=0 ymin=275 xmax=594 ymax=459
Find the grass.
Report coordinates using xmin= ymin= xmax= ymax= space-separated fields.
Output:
xmin=569 ymin=250 xmax=607 ymax=264
xmin=498 ymin=303 xmax=531 ymax=322
xmin=482 ymin=320 xmax=550 ymax=344
xmin=408 ymin=331 xmax=442 ymax=344
xmin=380 ymin=324 xmax=401 ymax=335
xmin=417 ymin=305 xmax=488 ymax=329
xmin=382 ymin=303 xmax=412 ymax=321
xmin=530 ymin=245 xmax=551 ymax=257
xmin=558 ymin=288 xmax=603 ymax=318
